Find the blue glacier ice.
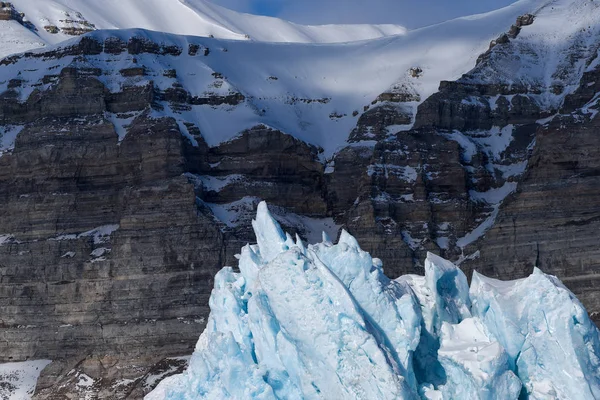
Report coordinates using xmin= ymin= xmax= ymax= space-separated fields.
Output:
xmin=470 ymin=269 xmax=600 ymax=399
xmin=147 ymin=202 xmax=600 ymax=400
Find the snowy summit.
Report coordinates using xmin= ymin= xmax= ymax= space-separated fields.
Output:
xmin=0 ymin=0 xmax=407 ymax=57
xmin=148 ymin=202 xmax=600 ymax=400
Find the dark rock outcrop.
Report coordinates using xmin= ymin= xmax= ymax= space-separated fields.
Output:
xmin=0 ymin=2 xmax=18 ymax=21
xmin=205 ymin=126 xmax=325 ymax=216
xmin=0 ymin=113 xmax=224 ymax=359
xmin=0 ymin=2 xmax=35 ymax=30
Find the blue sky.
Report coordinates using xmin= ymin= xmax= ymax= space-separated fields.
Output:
xmin=210 ymin=0 xmax=517 ymax=28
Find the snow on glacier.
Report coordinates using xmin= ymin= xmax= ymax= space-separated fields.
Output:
xmin=147 ymin=201 xmax=600 ymax=399
xmin=435 ymin=318 xmax=522 ymax=400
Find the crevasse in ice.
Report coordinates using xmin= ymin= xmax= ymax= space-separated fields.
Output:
xmin=147 ymin=202 xmax=600 ymax=400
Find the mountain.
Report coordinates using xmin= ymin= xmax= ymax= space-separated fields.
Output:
xmin=148 ymin=202 xmax=600 ymax=400
xmin=0 ymin=0 xmax=545 ymax=155
xmin=0 ymin=0 xmax=600 ymax=397
xmin=0 ymin=0 xmax=407 ymax=59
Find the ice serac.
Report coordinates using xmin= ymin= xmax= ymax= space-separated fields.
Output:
xmin=398 ymin=252 xmax=472 ymax=387
xmin=148 ymin=202 xmax=600 ymax=399
xmin=148 ymin=202 xmax=418 ymax=400
xmin=311 ymin=229 xmax=422 ymax=392
xmin=470 ymin=269 xmax=600 ymax=399
xmin=425 ymin=253 xmax=472 ymax=334
xmin=436 ymin=318 xmax=521 ymax=400
xmin=251 ymin=201 xmax=289 ymax=263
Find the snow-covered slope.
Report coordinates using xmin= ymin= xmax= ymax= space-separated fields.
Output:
xmin=0 ymin=20 xmax=44 ymax=58
xmin=147 ymin=202 xmax=600 ymax=399
xmin=0 ymin=360 xmax=51 ymax=400
xmin=1 ymin=0 xmax=569 ymax=157
xmin=3 ymin=0 xmax=406 ymax=50
xmin=461 ymin=0 xmax=600 ymax=111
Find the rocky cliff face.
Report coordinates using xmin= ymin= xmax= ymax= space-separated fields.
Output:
xmin=328 ymin=2 xmax=600 ymax=285
xmin=0 ymin=4 xmax=599 ymax=397
xmin=0 ymin=34 xmax=335 ymax=398
xmin=0 ymin=113 xmax=225 ymax=397
xmin=464 ymin=62 xmax=600 ymax=321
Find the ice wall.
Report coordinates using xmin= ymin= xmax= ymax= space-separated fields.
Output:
xmin=148 ymin=202 xmax=600 ymax=400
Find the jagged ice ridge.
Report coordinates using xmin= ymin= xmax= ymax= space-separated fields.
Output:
xmin=146 ymin=202 xmax=600 ymax=399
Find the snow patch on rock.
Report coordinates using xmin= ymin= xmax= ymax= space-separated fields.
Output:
xmin=0 ymin=360 xmax=51 ymax=400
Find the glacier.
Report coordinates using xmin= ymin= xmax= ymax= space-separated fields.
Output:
xmin=147 ymin=202 xmax=600 ymax=400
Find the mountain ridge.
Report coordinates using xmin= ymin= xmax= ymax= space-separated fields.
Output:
xmin=0 ymin=0 xmax=552 ymax=157
xmin=0 ymin=0 xmax=408 ymax=59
